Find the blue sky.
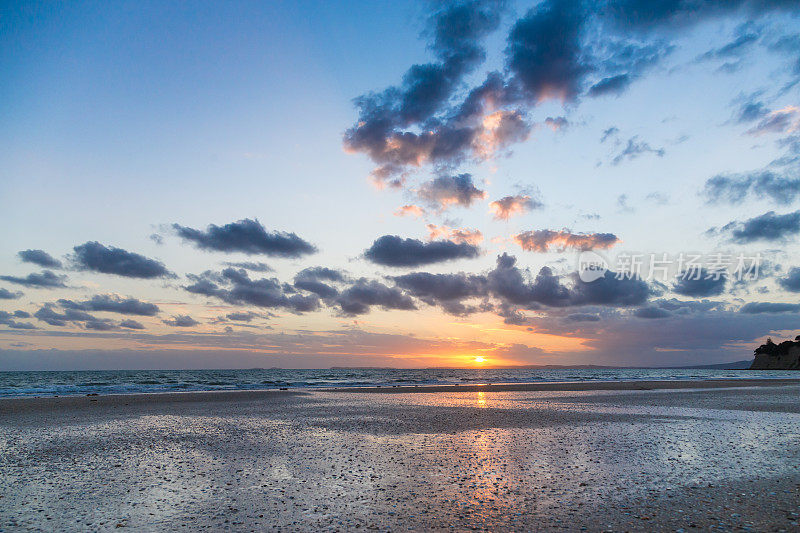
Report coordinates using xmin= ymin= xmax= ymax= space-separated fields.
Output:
xmin=1 ymin=0 xmax=800 ymax=369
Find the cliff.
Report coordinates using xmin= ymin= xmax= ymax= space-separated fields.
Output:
xmin=750 ymin=336 xmax=800 ymax=370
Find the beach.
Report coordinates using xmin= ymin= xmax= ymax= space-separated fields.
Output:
xmin=2 ymin=379 xmax=800 ymax=531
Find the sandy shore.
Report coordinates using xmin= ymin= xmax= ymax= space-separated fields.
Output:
xmin=2 ymin=379 xmax=800 ymax=531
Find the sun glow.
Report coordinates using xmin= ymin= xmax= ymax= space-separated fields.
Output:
xmin=474 ymin=356 xmax=486 ymax=363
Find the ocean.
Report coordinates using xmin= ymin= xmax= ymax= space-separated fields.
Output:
xmin=0 ymin=367 xmax=798 ymax=398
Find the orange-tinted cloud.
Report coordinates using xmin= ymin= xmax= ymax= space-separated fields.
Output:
xmin=427 ymin=224 xmax=484 ymax=245
xmin=489 ymin=194 xmax=543 ymax=220
xmin=394 ymin=204 xmax=425 ymax=218
xmin=514 ymin=229 xmax=619 ymax=252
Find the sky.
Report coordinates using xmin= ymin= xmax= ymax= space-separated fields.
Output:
xmin=2 ymin=0 xmax=800 ymax=370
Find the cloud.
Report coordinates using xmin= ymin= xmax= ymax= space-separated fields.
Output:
xmin=336 ymin=279 xmax=416 ymax=315
xmin=342 ymin=0 xmax=508 ymax=186
xmin=416 ymin=173 xmax=486 ymax=209
xmin=702 ymin=170 xmax=800 ymax=205
xmin=33 ymin=303 xmax=116 ymax=330
xmin=565 ymin=312 xmax=601 ymax=322
xmin=18 ymin=249 xmax=62 ymax=268
xmin=506 ymin=0 xmax=587 ymax=102
xmin=487 ymin=253 xmax=649 ymax=310
xmin=513 ymin=230 xmax=619 ymax=252
xmin=696 ymin=25 xmax=760 ymax=62
xmin=543 ymin=116 xmax=569 ymax=131
xmin=163 ymin=315 xmax=200 ymax=327
xmin=489 ymin=194 xmax=544 ymax=220
xmin=185 ymin=268 xmax=320 ymax=313
xmin=392 ymin=271 xmax=488 ymax=315
xmin=0 ymin=270 xmax=68 ymax=288
xmin=740 ymin=302 xmax=800 ymax=314
xmin=225 ymin=311 xmax=262 ymax=322
xmin=746 ymin=105 xmax=800 ymax=136
xmin=173 ymin=218 xmax=317 ymax=258
xmin=600 ymin=126 xmax=619 ymax=143
xmin=57 ymin=295 xmax=160 ymax=316
xmin=364 ymin=235 xmax=481 ymax=267
xmin=588 ymin=74 xmax=632 ymax=97
xmin=222 ymin=261 xmax=273 ymax=272
xmin=718 ymin=210 xmax=800 ymax=243
xmin=72 ymin=242 xmax=170 ymax=279
xmin=343 ymin=0 xmax=799 ymax=189
xmin=611 ymin=136 xmax=665 ymax=165
xmin=733 ymin=98 xmax=769 ymax=123
xmin=0 ymin=288 xmax=22 ymax=299
xmin=633 ymin=306 xmax=672 ymax=319
xmin=672 ymin=269 xmax=727 ymax=297
xmin=777 ymin=267 xmax=800 ymax=292
xmin=0 ymin=311 xmax=37 ymax=330
xmin=426 ymin=224 xmax=483 ymax=245
xmin=604 ymin=0 xmax=798 ymax=31
xmin=120 ymin=319 xmax=145 ymax=330
xmin=394 ymin=205 xmax=425 ymax=218
xmin=293 ymin=267 xmax=346 ymax=299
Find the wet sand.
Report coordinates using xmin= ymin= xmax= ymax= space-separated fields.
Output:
xmin=1 ymin=379 xmax=800 ymax=531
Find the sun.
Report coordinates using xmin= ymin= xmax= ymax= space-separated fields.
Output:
xmin=474 ymin=356 xmax=486 ymax=363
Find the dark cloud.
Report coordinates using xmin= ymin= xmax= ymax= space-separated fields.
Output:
xmin=777 ymin=267 xmax=800 ymax=292
xmin=18 ymin=249 xmax=62 ymax=268
xmin=513 ymin=230 xmax=619 ymax=252
xmin=603 ymin=0 xmax=798 ymax=31
xmin=417 ymin=173 xmax=486 ymax=209
xmin=342 ymin=0 xmax=508 ymax=186
xmin=740 ymin=302 xmax=800 ymax=314
xmin=364 ymin=235 xmax=480 ymax=267
xmin=185 ymin=268 xmax=319 ymax=313
xmin=672 ymin=269 xmax=727 ymax=297
xmin=0 ymin=288 xmax=22 ymax=300
xmin=72 ymin=242 xmax=170 ymax=279
xmin=343 ymin=0 xmax=799 ymax=187
xmin=702 ymin=170 xmax=800 ymax=205
xmin=57 ymin=295 xmax=160 ymax=317
xmin=564 ymin=313 xmax=601 ymax=322
xmin=600 ymin=126 xmax=619 ymax=143
xmin=336 ymin=279 xmax=416 ymax=316
xmin=697 ymin=25 xmax=760 ymax=62
xmin=293 ymin=267 xmax=346 ymax=299
xmin=611 ymin=136 xmax=665 ymax=165
xmin=506 ymin=0 xmax=587 ymax=102
xmin=746 ymin=106 xmax=800 ymax=136
xmin=163 ymin=315 xmax=200 ymax=327
xmin=0 ymin=270 xmax=67 ymax=288
xmin=486 ymin=253 xmax=649 ymax=310
xmin=633 ymin=306 xmax=671 ymax=319
xmin=719 ymin=210 xmax=800 ymax=243
xmin=734 ymin=99 xmax=769 ymax=123
xmin=173 ymin=219 xmax=316 ymax=258
xmin=588 ymin=74 xmax=631 ymax=97
xmin=225 ymin=311 xmax=262 ymax=322
xmin=544 ymin=116 xmax=569 ymax=130
xmin=33 ymin=303 xmax=116 ymax=331
xmin=392 ymin=271 xmax=488 ymax=315
xmin=120 ymin=319 xmax=145 ymax=330
xmin=223 ymin=261 xmax=273 ymax=272
xmin=0 ymin=311 xmax=37 ymax=330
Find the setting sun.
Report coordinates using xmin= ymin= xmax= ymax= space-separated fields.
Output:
xmin=474 ymin=356 xmax=486 ymax=363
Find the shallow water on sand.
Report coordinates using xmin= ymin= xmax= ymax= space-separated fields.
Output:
xmin=1 ymin=385 xmax=800 ymax=530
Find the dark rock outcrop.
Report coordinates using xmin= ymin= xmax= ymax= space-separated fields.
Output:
xmin=750 ymin=336 xmax=800 ymax=370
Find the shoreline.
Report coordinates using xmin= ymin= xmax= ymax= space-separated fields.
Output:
xmin=0 ymin=377 xmax=798 ymax=407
